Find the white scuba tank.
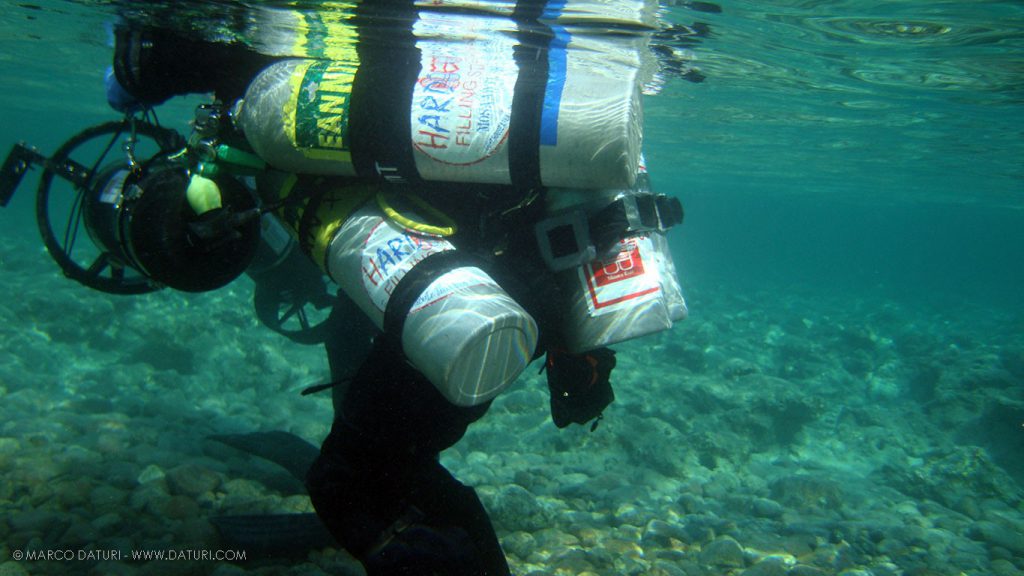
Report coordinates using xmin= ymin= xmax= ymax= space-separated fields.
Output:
xmin=541 ymin=170 xmax=687 ymax=353
xmin=326 ymin=200 xmax=538 ymax=406
xmin=235 ymin=8 xmax=644 ymax=189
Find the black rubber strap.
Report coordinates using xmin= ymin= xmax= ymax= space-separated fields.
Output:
xmin=382 ymin=249 xmax=484 ymax=351
xmin=350 ymin=1 xmax=422 ymax=183
xmin=509 ymin=30 xmax=550 ymax=191
xmin=511 ymin=0 xmax=548 ymax=21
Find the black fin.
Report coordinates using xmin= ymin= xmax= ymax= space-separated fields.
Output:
xmin=211 ymin=513 xmax=335 ymax=558
xmin=209 ymin=430 xmax=320 ymax=482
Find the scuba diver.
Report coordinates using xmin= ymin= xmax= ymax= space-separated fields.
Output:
xmin=2 ymin=1 xmax=698 ymax=574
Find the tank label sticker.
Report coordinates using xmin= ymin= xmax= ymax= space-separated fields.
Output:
xmin=410 ymin=266 xmax=490 ymax=314
xmin=292 ymin=60 xmax=357 ymax=159
xmin=579 ymin=236 xmax=661 ymax=316
xmin=360 ymin=218 xmax=455 ymax=313
xmin=411 ymin=12 xmax=516 ymax=170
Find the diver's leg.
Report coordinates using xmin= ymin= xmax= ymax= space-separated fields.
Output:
xmin=323 ymin=294 xmax=378 ymax=414
xmin=307 ymin=340 xmax=511 ymax=576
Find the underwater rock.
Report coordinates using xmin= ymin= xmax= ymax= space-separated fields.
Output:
xmin=612 ymin=553 xmax=650 ymax=575
xmin=12 ymin=453 xmax=65 ymax=485
xmin=885 ymin=445 xmax=1021 ymax=510
xmin=549 ymin=547 xmax=595 ymax=573
xmin=137 ymin=463 xmax=166 ymax=484
xmin=0 ymin=437 xmax=18 ymax=466
xmin=870 ymin=563 xmax=905 ymax=576
xmin=722 ymin=357 xmax=759 ymax=379
xmin=769 ymin=475 xmax=843 ymax=513
xmin=944 ymin=536 xmax=989 ymax=571
xmin=159 ymin=494 xmax=201 ymax=520
xmin=208 ymin=564 xmax=249 ymax=576
xmin=641 ymin=519 xmax=687 ymax=548
xmin=616 ymin=414 xmax=688 ymax=476
xmin=91 ymin=512 xmax=121 ymax=532
xmin=47 ymin=477 xmax=93 ymax=509
xmin=0 ymin=562 xmax=29 ymax=576
xmin=662 ymin=340 xmax=710 ymax=373
xmin=613 ymin=502 xmax=647 ymax=527
xmin=1000 ymin=347 xmax=1024 ymax=378
xmin=165 ymin=463 xmax=221 ymax=497
xmin=90 ymin=485 xmax=129 ymax=512
xmin=751 ymin=497 xmax=785 ymax=519
xmin=905 ymin=361 xmax=942 ymax=404
xmin=967 ymin=520 xmax=1024 ymax=556
xmin=8 ymin=508 xmax=60 ymax=533
xmin=176 ymin=517 xmax=218 ymax=548
xmin=503 ymin=531 xmax=538 ymax=560
xmin=676 ymin=492 xmax=705 ymax=514
xmin=956 ymin=400 xmax=1024 ymax=483
xmin=699 ymin=536 xmax=745 ymax=568
xmin=61 ymin=519 xmax=100 ymax=547
xmin=740 ymin=555 xmax=789 ymax=576
xmin=991 ymin=559 xmax=1024 ymax=576
xmin=128 ymin=337 xmax=197 ymax=375
xmin=875 ymin=538 xmax=906 ymax=556
xmin=571 ymin=525 xmax=603 ymax=548
xmin=489 ymin=484 xmax=552 ymax=533
xmin=960 ymin=355 xmax=1015 ymax=390
xmin=787 ymin=566 xmax=827 ymax=576
xmin=219 ymin=478 xmax=268 ymax=510
xmin=129 ymin=483 xmax=170 ymax=516
xmin=604 ymin=536 xmax=644 ymax=561
xmin=649 ymin=559 xmax=692 ymax=576
xmin=951 ymin=495 xmax=983 ymax=519
xmin=533 ymin=527 xmax=580 ymax=550
xmin=678 ymin=514 xmax=730 ymax=545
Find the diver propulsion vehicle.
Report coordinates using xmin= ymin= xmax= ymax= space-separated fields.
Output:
xmin=0 ymin=119 xmax=258 ymax=293
xmin=0 ymin=118 xmax=336 ymax=343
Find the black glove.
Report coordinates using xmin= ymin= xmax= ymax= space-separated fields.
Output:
xmin=544 ymin=348 xmax=616 ymax=430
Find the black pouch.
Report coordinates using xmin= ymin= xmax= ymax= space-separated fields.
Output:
xmin=544 ymin=348 xmax=616 ymax=430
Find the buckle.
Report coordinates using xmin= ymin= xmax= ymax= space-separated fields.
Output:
xmin=535 ymin=209 xmax=597 ymax=272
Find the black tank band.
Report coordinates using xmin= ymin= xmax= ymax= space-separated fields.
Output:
xmin=508 ymin=27 xmax=550 ymax=191
xmin=350 ymin=2 xmax=422 ymax=183
xmin=382 ymin=249 xmax=485 ymax=353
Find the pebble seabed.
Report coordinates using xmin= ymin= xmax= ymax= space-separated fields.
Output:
xmin=0 ymin=234 xmax=1022 ymax=576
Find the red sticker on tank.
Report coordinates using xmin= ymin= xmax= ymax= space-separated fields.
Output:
xmin=582 ymin=237 xmax=660 ymax=313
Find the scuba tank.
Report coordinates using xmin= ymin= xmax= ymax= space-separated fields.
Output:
xmin=234 ymin=8 xmax=644 ymax=190
xmin=536 ymin=165 xmax=686 ymax=353
xmin=267 ymin=177 xmax=538 ymax=407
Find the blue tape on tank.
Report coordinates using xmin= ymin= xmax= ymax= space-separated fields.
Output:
xmin=541 ymin=0 xmax=568 ymax=20
xmin=540 ymin=25 xmax=570 ymax=147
